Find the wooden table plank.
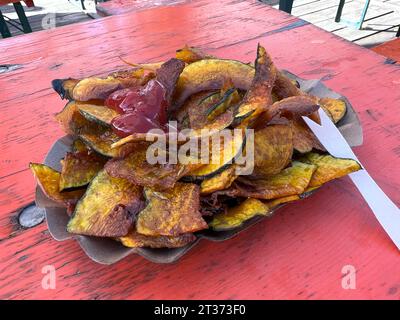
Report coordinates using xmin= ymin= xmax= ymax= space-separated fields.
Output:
xmin=95 ymin=0 xmax=189 ymax=17
xmin=0 ymin=0 xmax=400 ymax=299
xmin=372 ymin=37 xmax=400 ymax=62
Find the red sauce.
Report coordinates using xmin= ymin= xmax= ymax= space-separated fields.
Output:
xmin=105 ymin=79 xmax=168 ymax=138
xmin=105 ymin=88 xmax=134 ymax=112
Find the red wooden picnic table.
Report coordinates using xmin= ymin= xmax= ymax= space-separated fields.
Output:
xmin=0 ymin=0 xmax=399 ymax=300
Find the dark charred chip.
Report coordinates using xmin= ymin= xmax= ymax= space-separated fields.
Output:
xmin=235 ymin=44 xmax=277 ymax=124
xmin=299 ymin=152 xmax=361 ymax=187
xmin=156 ymin=58 xmax=186 ymax=104
xmin=252 ymin=124 xmax=293 ymax=178
xmin=67 ymin=170 xmax=144 ymax=237
xmin=252 ymin=96 xmax=320 ymax=129
xmin=120 ymin=230 xmax=196 ymax=248
xmin=30 ymin=163 xmax=85 ymax=205
xmin=209 ymin=198 xmax=270 ymax=231
xmin=136 ymin=183 xmax=207 ymax=236
xmin=273 ymin=72 xmax=303 ymax=100
xmin=59 ymin=152 xmax=106 ymax=191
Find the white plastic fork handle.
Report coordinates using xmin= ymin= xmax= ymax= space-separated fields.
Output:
xmin=349 ymin=169 xmax=400 ymax=250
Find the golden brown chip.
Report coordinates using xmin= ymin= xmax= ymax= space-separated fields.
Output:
xmin=72 ymin=139 xmax=90 ymax=153
xmin=200 ymin=166 xmax=238 ymax=194
xmin=51 ymin=78 xmax=80 ymax=100
xmin=185 ymin=130 xmax=245 ymax=180
xmin=59 ymin=152 xmax=106 ymax=191
xmin=55 ymin=101 xmax=86 ymax=135
xmin=175 ymin=45 xmax=216 ymax=64
xmin=120 ymin=230 xmax=196 ymax=248
xmin=265 ymin=195 xmax=300 ymax=209
xmin=225 ymin=161 xmax=316 ymax=200
xmin=291 ymin=119 xmax=325 ymax=153
xmin=319 ymin=97 xmax=346 ymax=123
xmin=252 ymin=124 xmax=293 ymax=178
xmin=67 ymin=170 xmax=144 ymax=237
xmin=54 ymin=103 xmax=132 ymax=157
xmin=235 ymin=45 xmax=277 ymax=123
xmin=105 ymin=144 xmax=192 ymax=190
xmin=136 ymin=183 xmax=207 ymax=236
xmin=185 ymin=91 xmax=234 ymax=138
xmin=30 ymin=163 xmax=85 ymax=205
xmin=79 ymin=129 xmax=127 ymax=157
xmin=299 ymin=152 xmax=361 ymax=187
xmin=207 ymin=88 xmax=240 ymax=121
xmin=78 ymin=104 xmax=119 ymax=126
xmin=71 ymin=69 xmax=148 ymax=101
xmin=174 ymin=59 xmax=254 ymax=109
xmin=209 ymin=198 xmax=270 ymax=231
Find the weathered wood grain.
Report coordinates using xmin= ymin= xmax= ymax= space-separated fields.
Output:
xmin=0 ymin=0 xmax=399 ymax=299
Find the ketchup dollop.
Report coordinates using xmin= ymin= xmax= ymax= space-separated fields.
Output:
xmin=106 ymin=79 xmax=168 ymax=138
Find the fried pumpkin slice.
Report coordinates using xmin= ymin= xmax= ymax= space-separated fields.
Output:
xmin=299 ymin=152 xmax=361 ymax=187
xmin=30 ymin=163 xmax=85 ymax=205
xmin=235 ymin=44 xmax=277 ymax=124
xmin=156 ymin=58 xmax=186 ymax=104
xmin=291 ymin=119 xmax=325 ymax=153
xmin=209 ymin=198 xmax=270 ymax=231
xmin=55 ymin=101 xmax=87 ymax=135
xmin=184 ymin=130 xmax=245 ymax=180
xmin=59 ymin=152 xmax=106 ymax=191
xmin=78 ymin=104 xmax=119 ymax=126
xmin=185 ymin=91 xmax=234 ymax=139
xmin=252 ymin=96 xmax=319 ymax=129
xmin=51 ymin=78 xmax=80 ymax=100
xmin=120 ymin=230 xmax=196 ymax=248
xmin=72 ymin=139 xmax=90 ymax=153
xmin=252 ymin=124 xmax=293 ymax=178
xmin=266 ymin=195 xmax=300 ymax=209
xmin=136 ymin=183 xmax=207 ymax=236
xmin=200 ymin=165 xmax=238 ymax=194
xmin=174 ymin=58 xmax=254 ymax=109
xmin=319 ymin=97 xmax=346 ymax=123
xmin=55 ymin=101 xmax=132 ymax=157
xmin=206 ymin=88 xmax=240 ymax=121
xmin=79 ymin=130 xmax=129 ymax=157
xmin=224 ymin=161 xmax=316 ymax=200
xmin=52 ymin=68 xmax=149 ymax=101
xmin=175 ymin=45 xmax=216 ymax=64
xmin=105 ymin=144 xmax=193 ymax=190
xmin=67 ymin=170 xmax=144 ymax=237
xmin=273 ymin=71 xmax=303 ymax=100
